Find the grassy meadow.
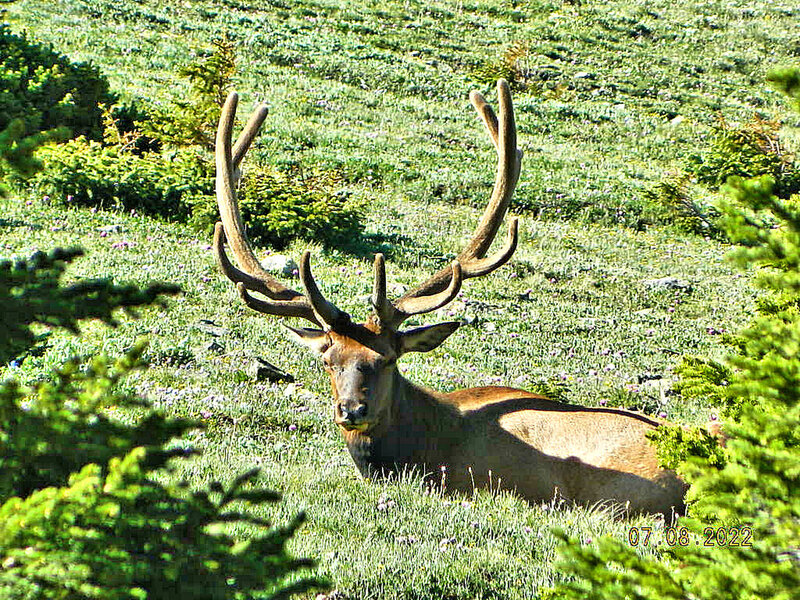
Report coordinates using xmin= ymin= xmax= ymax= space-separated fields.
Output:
xmin=3 ymin=0 xmax=799 ymax=597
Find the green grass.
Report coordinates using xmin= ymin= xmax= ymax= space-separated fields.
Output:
xmin=2 ymin=0 xmax=796 ymax=597
xmin=7 ymin=0 xmax=800 ymax=222
xmin=0 ymin=192 xmax=753 ymax=598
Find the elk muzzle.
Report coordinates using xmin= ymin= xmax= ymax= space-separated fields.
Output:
xmin=336 ymin=400 xmax=370 ymax=431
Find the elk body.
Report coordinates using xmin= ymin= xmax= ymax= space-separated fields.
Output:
xmin=213 ymin=81 xmax=687 ymax=518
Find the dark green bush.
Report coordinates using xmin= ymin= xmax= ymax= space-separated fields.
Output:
xmin=646 ymin=424 xmax=726 ymax=473
xmin=0 ymin=247 xmax=326 ymax=598
xmin=471 ymin=41 xmax=534 ymax=91
xmin=551 ymin=70 xmax=800 ymax=600
xmin=28 ymin=137 xmax=212 ymax=218
xmin=141 ymin=36 xmax=236 ymax=153
xmin=651 ymin=94 xmax=800 ymax=237
xmin=0 ymin=246 xmax=178 ymax=370
xmin=190 ymin=168 xmax=364 ymax=249
xmin=23 ymin=37 xmax=365 ymax=250
xmin=0 ymin=117 xmax=66 ymax=195
xmin=688 ymin=115 xmax=800 ymax=200
xmin=0 ymin=23 xmax=114 ymax=139
xmin=27 ymin=136 xmax=364 ymax=248
xmin=645 ymin=174 xmax=722 ymax=237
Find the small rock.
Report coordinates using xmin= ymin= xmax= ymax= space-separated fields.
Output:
xmin=642 ymin=277 xmax=693 ymax=293
xmin=462 ymin=314 xmax=479 ymax=326
xmin=192 ymin=319 xmax=229 ymax=338
xmin=639 ymin=377 xmax=676 ymax=404
xmin=97 ymin=224 xmax=123 ymax=234
xmin=246 ymin=357 xmax=294 ymax=383
xmin=518 ymin=289 xmax=534 ymax=301
xmin=260 ymin=254 xmax=298 ymax=277
xmin=203 ymin=340 xmax=225 ymax=353
xmin=637 ymin=372 xmax=662 ymax=384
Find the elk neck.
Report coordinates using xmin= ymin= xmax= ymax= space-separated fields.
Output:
xmin=341 ymin=367 xmax=462 ymax=480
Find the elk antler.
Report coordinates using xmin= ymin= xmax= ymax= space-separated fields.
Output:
xmin=213 ymin=92 xmax=349 ymax=330
xmin=371 ymin=79 xmax=522 ymax=329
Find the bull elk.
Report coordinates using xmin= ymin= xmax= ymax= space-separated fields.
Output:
xmin=212 ymin=81 xmax=686 ymax=518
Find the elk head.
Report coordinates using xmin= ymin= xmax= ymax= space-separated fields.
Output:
xmin=213 ymin=80 xmax=521 ymax=436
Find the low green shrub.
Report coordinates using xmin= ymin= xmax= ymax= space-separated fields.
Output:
xmin=646 ymin=424 xmax=726 ymax=473
xmin=651 ymin=112 xmax=800 ymax=237
xmin=28 ymin=137 xmax=211 ymax=218
xmin=141 ymin=36 xmax=236 ymax=153
xmin=24 ymin=36 xmax=365 ymax=250
xmin=0 ymin=247 xmax=326 ymax=598
xmin=0 ymin=246 xmax=178 ymax=369
xmin=645 ymin=174 xmax=722 ymax=237
xmin=0 ymin=23 xmax=114 ymax=139
xmin=189 ymin=168 xmax=364 ymax=249
xmin=551 ymin=69 xmax=800 ymax=600
xmin=687 ymin=115 xmax=800 ymax=200
xmin=27 ymin=136 xmax=364 ymax=248
xmin=471 ymin=41 xmax=534 ymax=91
xmin=0 ymin=117 xmax=66 ymax=195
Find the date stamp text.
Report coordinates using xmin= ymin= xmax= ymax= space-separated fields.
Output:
xmin=627 ymin=526 xmax=752 ymax=547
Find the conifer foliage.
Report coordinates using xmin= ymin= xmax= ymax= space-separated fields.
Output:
xmin=0 ymin=249 xmax=325 ymax=598
xmin=552 ymin=69 xmax=800 ymax=600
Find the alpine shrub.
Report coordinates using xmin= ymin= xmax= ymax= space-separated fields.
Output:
xmin=688 ymin=115 xmax=800 ymax=200
xmin=551 ymin=69 xmax=800 ymax=600
xmin=25 ymin=38 xmax=364 ymax=249
xmin=189 ymin=168 xmax=364 ymax=249
xmin=28 ymin=136 xmax=212 ymax=218
xmin=0 ymin=117 xmax=66 ymax=195
xmin=645 ymin=173 xmax=722 ymax=237
xmin=0 ymin=23 xmax=114 ymax=139
xmin=0 ymin=247 xmax=327 ymax=598
xmin=142 ymin=36 xmax=236 ymax=152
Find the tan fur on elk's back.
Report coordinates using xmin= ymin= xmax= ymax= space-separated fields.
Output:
xmin=211 ymin=80 xmax=687 ymax=519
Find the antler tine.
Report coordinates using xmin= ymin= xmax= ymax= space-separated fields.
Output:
xmin=234 ymin=282 xmax=317 ymax=319
xmin=232 ymin=102 xmax=269 ymax=171
xmin=469 ymin=89 xmax=499 ymax=151
xmin=215 ymin=92 xmax=341 ymax=327
xmin=214 ymin=224 xmax=321 ymax=324
xmin=372 ymin=253 xmax=463 ymax=327
xmin=371 ymin=253 xmax=397 ymax=326
xmin=214 ymin=222 xmax=290 ymax=299
xmin=391 ymin=80 xmax=522 ymax=325
xmin=459 ymin=217 xmax=519 ymax=277
xmin=396 ymin=261 xmax=463 ymax=318
xmin=299 ymin=251 xmax=349 ymax=331
xmin=460 ymin=79 xmax=522 ymax=261
xmin=216 ymin=92 xmax=276 ymax=283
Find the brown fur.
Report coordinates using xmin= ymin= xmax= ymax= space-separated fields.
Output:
xmin=293 ymin=329 xmax=687 ymax=520
xmin=214 ymin=82 xmax=686 ymax=520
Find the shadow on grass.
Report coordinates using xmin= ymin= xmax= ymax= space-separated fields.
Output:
xmin=0 ymin=218 xmax=37 ymax=229
xmin=330 ymin=230 xmax=423 ymax=261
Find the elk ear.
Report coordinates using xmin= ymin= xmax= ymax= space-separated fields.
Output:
xmin=398 ymin=321 xmax=461 ymax=355
xmin=283 ymin=324 xmax=330 ymax=354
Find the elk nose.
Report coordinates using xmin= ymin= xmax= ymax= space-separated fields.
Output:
xmin=338 ymin=402 xmax=368 ymax=421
